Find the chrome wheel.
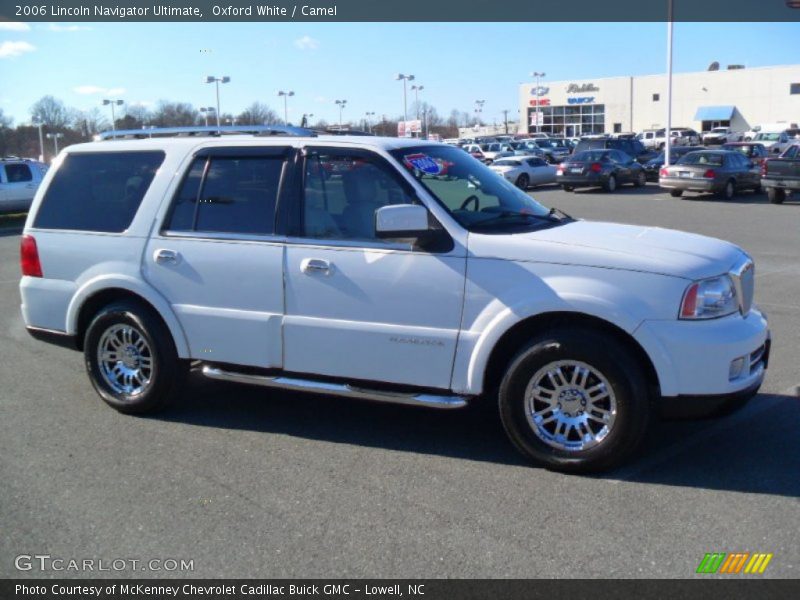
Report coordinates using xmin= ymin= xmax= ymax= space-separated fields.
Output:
xmin=96 ymin=324 xmax=154 ymax=396
xmin=524 ymin=360 xmax=617 ymax=452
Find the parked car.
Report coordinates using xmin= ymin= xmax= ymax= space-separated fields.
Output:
xmin=508 ymin=141 xmax=545 ymax=159
xmin=547 ymin=137 xmax=575 ymax=153
xmin=462 ymin=144 xmax=487 ymax=162
xmin=557 ymin=149 xmax=647 ymax=192
xmin=572 ymin=137 xmax=657 ymax=164
xmin=641 ymin=146 xmax=703 ymax=182
xmin=770 ymin=129 xmax=800 ymax=156
xmin=720 ymin=142 xmax=770 ymax=168
xmin=518 ymin=139 xmax=570 ymax=164
xmin=479 ymin=142 xmax=514 ymax=164
xmin=750 ymin=130 xmax=799 ymax=154
xmin=658 ymin=150 xmax=761 ymax=199
xmin=652 ymin=128 xmax=700 ymax=148
xmin=1 ymin=157 xmax=48 ymax=213
xmin=489 ymin=156 xmax=557 ymax=189
xmin=637 ymin=130 xmax=660 ymax=150
xmin=761 ymin=143 xmax=800 ymax=204
xmin=702 ymin=127 xmax=742 ymax=145
xmin=20 ymin=126 xmax=769 ymax=474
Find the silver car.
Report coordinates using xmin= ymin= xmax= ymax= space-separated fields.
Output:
xmin=1 ymin=157 xmax=48 ymax=213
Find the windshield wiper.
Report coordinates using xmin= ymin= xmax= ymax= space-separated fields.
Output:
xmin=470 ymin=211 xmax=558 ymax=230
xmin=548 ymin=207 xmax=574 ymax=221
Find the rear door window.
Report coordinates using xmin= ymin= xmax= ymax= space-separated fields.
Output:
xmin=4 ymin=163 xmax=33 ymax=183
xmin=34 ymin=151 xmax=165 ymax=232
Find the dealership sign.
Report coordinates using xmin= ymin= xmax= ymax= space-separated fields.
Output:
xmin=567 ymin=97 xmax=595 ymax=104
xmin=397 ymin=119 xmax=422 ymax=137
xmin=566 ymin=83 xmax=600 ymax=93
xmin=529 ymin=98 xmax=551 ymax=107
xmin=530 ymin=86 xmax=550 ymax=96
xmin=529 ymin=111 xmax=544 ymax=126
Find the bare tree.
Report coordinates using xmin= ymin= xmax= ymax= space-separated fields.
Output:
xmin=0 ymin=108 xmax=12 ymax=129
xmin=150 ymin=101 xmax=197 ymax=127
xmin=237 ymin=102 xmax=280 ymax=126
xmin=30 ymin=96 xmax=71 ymax=129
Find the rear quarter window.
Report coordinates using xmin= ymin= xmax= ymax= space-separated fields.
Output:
xmin=33 ymin=151 xmax=165 ymax=232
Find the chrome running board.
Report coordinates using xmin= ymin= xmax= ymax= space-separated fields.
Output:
xmin=201 ymin=366 xmax=469 ymax=410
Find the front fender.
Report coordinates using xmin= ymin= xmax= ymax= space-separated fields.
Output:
xmin=65 ymin=274 xmax=190 ymax=358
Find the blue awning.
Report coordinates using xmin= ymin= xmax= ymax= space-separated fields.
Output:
xmin=694 ymin=105 xmax=736 ymax=121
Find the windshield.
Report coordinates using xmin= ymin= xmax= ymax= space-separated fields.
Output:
xmin=391 ymin=145 xmax=565 ymax=232
xmin=754 ymin=132 xmax=780 ymax=141
xmin=676 ymin=152 xmax=724 ymax=166
xmin=493 ymin=159 xmax=522 ymax=167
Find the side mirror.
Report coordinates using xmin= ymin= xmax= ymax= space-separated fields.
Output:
xmin=375 ymin=204 xmax=430 ymax=239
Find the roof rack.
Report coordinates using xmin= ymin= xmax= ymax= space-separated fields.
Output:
xmin=97 ymin=124 xmax=318 ymax=141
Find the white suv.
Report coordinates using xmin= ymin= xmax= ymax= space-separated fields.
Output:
xmin=19 ymin=126 xmax=770 ymax=473
xmin=1 ymin=157 xmax=47 ymax=213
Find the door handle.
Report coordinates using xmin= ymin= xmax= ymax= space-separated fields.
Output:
xmin=154 ymin=248 xmax=180 ymax=265
xmin=301 ymin=258 xmax=332 ymax=275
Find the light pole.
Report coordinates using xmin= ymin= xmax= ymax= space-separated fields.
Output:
xmin=205 ymin=75 xmax=230 ymax=128
xmin=278 ymin=90 xmax=294 ymax=124
xmin=335 ymin=100 xmax=347 ymax=129
xmin=665 ymin=0 xmax=673 ymax=166
xmin=474 ymin=100 xmax=485 ymax=128
xmin=411 ymin=84 xmax=424 ymax=120
xmin=32 ymin=117 xmax=44 ymax=162
xmin=199 ymin=107 xmax=215 ymax=127
xmin=102 ymin=99 xmax=124 ymax=131
xmin=530 ymin=72 xmax=546 ymax=134
xmin=46 ymin=132 xmax=64 ymax=157
xmin=395 ymin=73 xmax=415 ymax=124
xmin=502 ymin=109 xmax=510 ymax=134
xmin=365 ymin=111 xmax=375 ymax=133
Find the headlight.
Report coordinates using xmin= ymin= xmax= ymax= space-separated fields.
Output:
xmin=679 ymin=275 xmax=738 ymax=319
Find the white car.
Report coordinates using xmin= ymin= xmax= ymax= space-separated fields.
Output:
xmin=702 ymin=127 xmax=742 ymax=145
xmin=479 ymin=142 xmax=513 ymax=163
xmin=20 ymin=126 xmax=770 ymax=473
xmin=490 ymin=156 xmax=557 ymax=189
xmin=753 ymin=129 xmax=800 ymax=155
xmin=1 ymin=157 xmax=48 ymax=213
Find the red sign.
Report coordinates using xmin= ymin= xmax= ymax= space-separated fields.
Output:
xmin=529 ymin=99 xmax=551 ymax=107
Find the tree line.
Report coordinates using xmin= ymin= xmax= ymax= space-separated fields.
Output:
xmin=0 ymin=96 xmax=476 ymax=161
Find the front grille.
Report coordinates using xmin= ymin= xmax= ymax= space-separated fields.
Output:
xmin=730 ymin=258 xmax=755 ymax=315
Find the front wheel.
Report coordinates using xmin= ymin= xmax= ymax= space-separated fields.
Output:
xmin=515 ymin=173 xmax=530 ymax=190
xmin=562 ymin=185 xmax=574 ymax=192
xmin=633 ymin=171 xmax=646 ymax=188
xmin=84 ymin=301 xmax=187 ymax=414
xmin=604 ymin=175 xmax=617 ymax=193
xmin=498 ymin=329 xmax=652 ymax=473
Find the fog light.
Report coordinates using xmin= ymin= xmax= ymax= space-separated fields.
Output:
xmin=729 ymin=356 xmax=747 ymax=380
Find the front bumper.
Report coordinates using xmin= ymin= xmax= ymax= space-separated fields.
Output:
xmin=762 ymin=177 xmax=800 ymax=191
xmin=659 ymin=176 xmax=719 ymax=193
xmin=634 ymin=308 xmax=770 ymax=398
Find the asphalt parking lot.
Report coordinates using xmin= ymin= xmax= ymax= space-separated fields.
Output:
xmin=1 ymin=183 xmax=798 ymax=579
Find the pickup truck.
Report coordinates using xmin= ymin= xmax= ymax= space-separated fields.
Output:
xmin=761 ymin=143 xmax=800 ymax=204
xmin=702 ymin=127 xmax=742 ymax=145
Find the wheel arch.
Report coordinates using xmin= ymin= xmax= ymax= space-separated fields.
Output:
xmin=66 ymin=277 xmax=189 ymax=357
xmin=480 ymin=311 xmax=661 ymax=400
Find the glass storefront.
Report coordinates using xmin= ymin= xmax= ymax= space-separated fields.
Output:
xmin=528 ymin=104 xmax=606 ymax=136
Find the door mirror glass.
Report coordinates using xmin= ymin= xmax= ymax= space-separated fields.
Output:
xmin=375 ymin=204 xmax=430 ymax=238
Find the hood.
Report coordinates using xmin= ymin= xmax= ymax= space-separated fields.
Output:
xmin=468 ymin=220 xmax=745 ymax=280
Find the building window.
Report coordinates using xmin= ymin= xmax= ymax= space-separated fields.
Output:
xmin=653 ymin=93 xmax=660 ymax=101
xmin=791 ymin=83 xmax=800 ymax=95
xmin=613 ymin=123 xmax=622 ymax=133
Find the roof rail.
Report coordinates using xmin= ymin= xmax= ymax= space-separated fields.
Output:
xmin=97 ymin=124 xmax=317 ymax=141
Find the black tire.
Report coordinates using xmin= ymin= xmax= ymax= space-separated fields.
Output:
xmin=497 ymin=328 xmax=652 ymax=473
xmin=84 ymin=300 xmax=187 ymax=414
xmin=716 ymin=180 xmax=735 ymax=200
xmin=669 ymin=189 xmax=684 ymax=198
xmin=562 ymin=185 xmax=574 ymax=192
xmin=603 ymin=175 xmax=617 ymax=193
xmin=633 ymin=171 xmax=646 ymax=188
xmin=753 ymin=185 xmax=762 ymax=195
xmin=767 ymin=187 xmax=786 ymax=204
xmin=516 ymin=173 xmax=530 ymax=190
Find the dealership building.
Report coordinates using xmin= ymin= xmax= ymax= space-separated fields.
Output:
xmin=518 ymin=64 xmax=800 ymax=137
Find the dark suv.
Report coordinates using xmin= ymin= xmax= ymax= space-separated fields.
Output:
xmin=573 ymin=138 xmax=657 ymax=164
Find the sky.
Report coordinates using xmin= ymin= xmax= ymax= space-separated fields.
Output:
xmin=1 ymin=21 xmax=799 ymax=127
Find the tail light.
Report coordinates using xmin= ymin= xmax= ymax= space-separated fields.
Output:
xmin=761 ymin=160 xmax=768 ymax=177
xmin=20 ymin=235 xmax=43 ymax=278
xmin=590 ymin=162 xmax=602 ymax=173
xmin=702 ymin=169 xmax=716 ymax=179
xmin=557 ymin=164 xmax=565 ymax=173
xmin=659 ymin=168 xmax=669 ymax=178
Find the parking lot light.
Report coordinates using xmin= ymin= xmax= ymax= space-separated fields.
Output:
xmin=199 ymin=107 xmax=216 ymax=127
xmin=102 ymin=99 xmax=124 ymax=131
xmin=335 ymin=99 xmax=347 ymax=129
xmin=395 ymin=74 xmax=415 ymax=124
xmin=411 ymin=85 xmax=424 ymax=120
xmin=205 ymin=76 xmax=230 ymax=129
xmin=31 ymin=117 xmax=45 ymax=162
xmin=45 ymin=132 xmax=64 ymax=157
xmin=365 ymin=111 xmax=376 ymax=133
xmin=278 ymin=90 xmax=295 ymax=125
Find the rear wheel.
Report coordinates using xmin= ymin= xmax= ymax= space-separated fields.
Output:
xmin=716 ymin=180 xmax=735 ymax=200
xmin=669 ymin=189 xmax=684 ymax=198
xmin=562 ymin=185 xmax=574 ymax=192
xmin=604 ymin=175 xmax=617 ymax=193
xmin=633 ymin=171 xmax=646 ymax=188
xmin=84 ymin=301 xmax=187 ymax=414
xmin=767 ymin=188 xmax=786 ymax=204
xmin=498 ymin=328 xmax=652 ymax=473
xmin=516 ymin=173 xmax=530 ymax=190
